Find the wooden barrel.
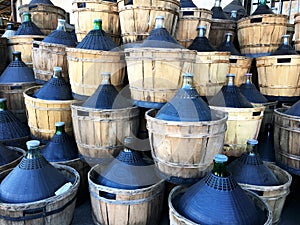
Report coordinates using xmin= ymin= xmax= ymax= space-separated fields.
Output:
xmin=0 ymin=82 xmax=36 ymax=123
xmin=23 ymin=86 xmax=77 ymax=142
xmin=72 ymin=0 xmax=120 ymax=44
xmin=252 ymin=101 xmax=277 ymax=134
xmin=208 ymin=19 xmax=236 ymax=49
xmin=7 ymin=35 xmax=45 ymax=66
xmin=229 ymin=55 xmax=253 ymax=87
xmin=117 ymin=0 xmax=180 ymax=43
xmin=175 ymin=8 xmax=212 ymax=48
xmin=0 ymin=37 xmax=8 ymax=74
xmin=125 ymin=48 xmax=195 ymax=109
xmin=66 ymin=48 xmax=126 ymax=100
xmin=210 ymin=106 xmax=265 ymax=157
xmin=146 ymin=109 xmax=228 ymax=184
xmin=237 ymin=14 xmax=288 ymax=57
xmin=18 ymin=3 xmax=67 ymax=36
xmin=193 ymin=51 xmax=230 ymax=97
xmin=88 ymin=164 xmax=165 ymax=225
xmin=56 ymin=158 xmax=91 ymax=205
xmin=0 ymin=146 xmax=26 ymax=173
xmin=239 ymin=162 xmax=292 ymax=224
xmin=256 ymin=55 xmax=300 ymax=102
xmin=71 ymin=103 xmax=140 ymax=164
xmin=294 ymin=13 xmax=300 ymax=51
xmin=0 ymin=164 xmax=80 ymax=225
xmin=168 ymin=186 xmax=272 ymax=225
xmin=274 ymin=108 xmax=300 ymax=176
xmin=32 ymin=41 xmax=69 ymax=83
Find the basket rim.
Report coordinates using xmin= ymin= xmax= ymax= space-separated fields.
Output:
xmin=274 ymin=108 xmax=300 ymax=120
xmin=256 ymin=54 xmax=300 ymax=61
xmin=88 ymin=164 xmax=165 ymax=193
xmin=70 ymin=102 xmax=139 ymax=113
xmin=24 ymin=86 xmax=77 ymax=104
xmin=0 ymin=146 xmax=26 ymax=171
xmin=238 ymin=13 xmax=288 ymax=23
xmin=145 ymin=108 xmax=228 ymax=126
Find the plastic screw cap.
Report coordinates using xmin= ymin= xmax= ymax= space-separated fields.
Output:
xmin=183 ymin=72 xmax=194 ymax=78
xmin=55 ymin=121 xmax=65 ymax=127
xmin=155 ymin=15 xmax=165 ymax=20
xmin=26 ymin=140 xmax=40 ymax=149
xmin=94 ymin=19 xmax=102 ymax=22
xmin=226 ymin=73 xmax=236 ymax=78
xmin=247 ymin=139 xmax=258 ymax=145
xmin=214 ymin=154 xmax=228 ymax=163
xmin=197 ymin=25 xmax=206 ymax=30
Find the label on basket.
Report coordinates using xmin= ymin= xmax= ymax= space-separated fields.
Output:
xmin=55 ymin=182 xmax=72 ymax=196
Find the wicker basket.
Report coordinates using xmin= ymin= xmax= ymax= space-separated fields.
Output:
xmin=294 ymin=13 xmax=300 ymax=51
xmin=0 ymin=147 xmax=26 ymax=173
xmin=32 ymin=41 xmax=69 ymax=83
xmin=193 ymin=51 xmax=230 ymax=97
xmin=146 ymin=109 xmax=228 ymax=184
xmin=71 ymin=103 xmax=139 ymax=164
xmin=72 ymin=0 xmax=120 ymax=44
xmin=0 ymin=38 xmax=8 ymax=73
xmin=168 ymin=185 xmax=272 ymax=225
xmin=24 ymin=86 xmax=77 ymax=142
xmin=274 ymin=108 xmax=300 ymax=176
xmin=210 ymin=106 xmax=265 ymax=157
xmin=125 ymin=48 xmax=195 ymax=109
xmin=0 ymin=164 xmax=80 ymax=225
xmin=66 ymin=48 xmax=126 ymax=100
xmin=239 ymin=162 xmax=292 ymax=224
xmin=18 ymin=3 xmax=67 ymax=36
xmin=117 ymin=0 xmax=180 ymax=43
xmin=88 ymin=164 xmax=165 ymax=225
xmin=237 ymin=14 xmax=288 ymax=57
xmin=175 ymin=8 xmax=212 ymax=48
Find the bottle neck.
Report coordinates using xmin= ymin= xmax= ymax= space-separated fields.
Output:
xmin=226 ymin=76 xmax=234 ymax=86
xmin=197 ymin=28 xmax=206 ymax=38
xmin=0 ymin=100 xmax=7 ymax=111
xmin=101 ymin=74 xmax=111 ymax=85
xmin=94 ymin=20 xmax=102 ymax=30
xmin=23 ymin=14 xmax=31 ymax=22
xmin=7 ymin=23 xmax=14 ymax=30
xmin=259 ymin=0 xmax=267 ymax=6
xmin=245 ymin=74 xmax=252 ymax=84
xmin=155 ymin=17 xmax=164 ymax=29
xmin=26 ymin=146 xmax=41 ymax=159
xmin=53 ymin=70 xmax=62 ymax=78
xmin=56 ymin=20 xmax=66 ymax=31
xmin=182 ymin=76 xmax=193 ymax=89
xmin=283 ymin=36 xmax=289 ymax=46
xmin=230 ymin=11 xmax=237 ymax=19
xmin=13 ymin=53 xmax=22 ymax=61
xmin=214 ymin=0 xmax=221 ymax=7
xmin=55 ymin=125 xmax=65 ymax=135
xmin=246 ymin=143 xmax=257 ymax=156
xmin=225 ymin=34 xmax=232 ymax=44
xmin=212 ymin=161 xmax=229 ymax=177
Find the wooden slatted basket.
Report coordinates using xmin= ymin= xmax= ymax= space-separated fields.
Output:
xmin=193 ymin=51 xmax=230 ymax=97
xmin=18 ymin=3 xmax=67 ymax=35
xmin=71 ymin=103 xmax=139 ymax=164
xmin=256 ymin=55 xmax=300 ymax=102
xmin=117 ymin=0 xmax=180 ymax=43
xmin=146 ymin=109 xmax=228 ymax=184
xmin=274 ymin=108 xmax=300 ymax=176
xmin=0 ymin=164 xmax=80 ymax=225
xmin=175 ymin=8 xmax=212 ymax=48
xmin=239 ymin=162 xmax=292 ymax=224
xmin=0 ymin=82 xmax=36 ymax=123
xmin=32 ymin=41 xmax=69 ymax=83
xmin=88 ymin=164 xmax=165 ymax=225
xmin=210 ymin=106 xmax=265 ymax=157
xmin=0 ymin=38 xmax=8 ymax=73
xmin=237 ymin=14 xmax=288 ymax=57
xmin=208 ymin=19 xmax=236 ymax=49
xmin=293 ymin=13 xmax=300 ymax=51
xmin=72 ymin=0 xmax=120 ymax=44
xmin=168 ymin=186 xmax=272 ymax=225
xmin=125 ymin=48 xmax=195 ymax=109
xmin=66 ymin=48 xmax=126 ymax=100
xmin=229 ymin=55 xmax=253 ymax=87
xmin=23 ymin=86 xmax=77 ymax=142
xmin=7 ymin=35 xmax=45 ymax=67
